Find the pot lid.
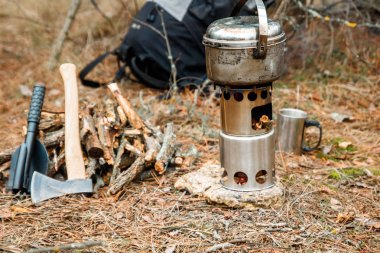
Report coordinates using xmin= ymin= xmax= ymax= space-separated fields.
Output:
xmin=203 ymin=16 xmax=285 ymax=48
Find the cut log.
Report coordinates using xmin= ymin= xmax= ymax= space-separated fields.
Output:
xmin=144 ymin=135 xmax=161 ymax=166
xmin=110 ymin=136 xmax=128 ymax=183
xmin=107 ymin=82 xmax=144 ymax=130
xmin=123 ymin=128 xmax=143 ymax=136
xmin=39 ymin=111 xmax=65 ymax=131
xmin=96 ymin=116 xmax=114 ymax=165
xmin=154 ymin=123 xmax=176 ymax=174
xmin=116 ymin=106 xmax=127 ymax=127
xmin=86 ymin=157 xmax=99 ymax=178
xmin=105 ymin=98 xmax=116 ymax=126
xmin=108 ymin=156 xmax=146 ymax=195
xmin=48 ymin=149 xmax=65 ymax=177
xmin=81 ymin=115 xmax=104 ymax=158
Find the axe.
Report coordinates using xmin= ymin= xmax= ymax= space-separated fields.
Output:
xmin=31 ymin=63 xmax=93 ymax=204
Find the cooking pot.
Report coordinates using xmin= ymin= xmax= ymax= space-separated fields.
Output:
xmin=203 ymin=0 xmax=286 ymax=86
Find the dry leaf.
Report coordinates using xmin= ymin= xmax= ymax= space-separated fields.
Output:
xmin=371 ymin=222 xmax=380 ymax=229
xmin=330 ymin=113 xmax=354 ymax=123
xmin=0 ymin=207 xmax=14 ymax=219
xmin=330 ymin=198 xmax=341 ymax=211
xmin=165 ymin=245 xmax=176 ymax=253
xmin=338 ymin=141 xmax=352 ymax=149
xmin=10 ymin=206 xmax=33 ymax=213
xmin=336 ymin=212 xmax=355 ymax=224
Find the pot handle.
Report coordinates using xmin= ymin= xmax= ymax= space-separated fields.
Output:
xmin=231 ymin=0 xmax=268 ymax=58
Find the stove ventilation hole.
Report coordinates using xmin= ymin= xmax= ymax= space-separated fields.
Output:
xmin=234 ymin=172 xmax=248 ymax=185
xmin=233 ymin=91 xmax=244 ymax=102
xmin=248 ymin=91 xmax=257 ymax=101
xmin=255 ymin=170 xmax=268 ymax=184
xmin=223 ymin=90 xmax=231 ymax=100
xmin=261 ymin=90 xmax=268 ymax=99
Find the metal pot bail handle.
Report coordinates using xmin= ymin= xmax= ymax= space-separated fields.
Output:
xmin=302 ymin=120 xmax=323 ymax=152
xmin=231 ymin=0 xmax=268 ymax=58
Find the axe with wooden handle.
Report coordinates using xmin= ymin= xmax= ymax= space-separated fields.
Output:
xmin=31 ymin=63 xmax=92 ymax=204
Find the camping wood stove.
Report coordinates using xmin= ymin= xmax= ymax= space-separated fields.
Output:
xmin=203 ymin=0 xmax=286 ymax=191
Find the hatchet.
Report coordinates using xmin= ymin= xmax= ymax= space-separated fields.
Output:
xmin=31 ymin=63 xmax=93 ymax=204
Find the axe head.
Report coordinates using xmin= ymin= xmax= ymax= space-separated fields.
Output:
xmin=31 ymin=172 xmax=93 ymax=204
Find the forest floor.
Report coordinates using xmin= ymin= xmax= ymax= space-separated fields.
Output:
xmin=0 ymin=1 xmax=379 ymax=252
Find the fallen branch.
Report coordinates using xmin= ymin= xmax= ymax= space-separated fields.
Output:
xmin=25 ymin=240 xmax=103 ymax=253
xmin=107 ymin=82 xmax=144 ymax=130
xmin=108 ymin=156 xmax=146 ymax=195
xmin=154 ymin=123 xmax=176 ymax=174
xmin=47 ymin=0 xmax=81 ymax=69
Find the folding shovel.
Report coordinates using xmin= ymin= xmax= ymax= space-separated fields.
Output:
xmin=7 ymin=84 xmax=49 ymax=193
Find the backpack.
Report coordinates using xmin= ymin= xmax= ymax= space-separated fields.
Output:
xmin=79 ymin=0 xmax=276 ymax=90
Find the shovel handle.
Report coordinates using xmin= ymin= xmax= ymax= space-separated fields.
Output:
xmin=28 ymin=84 xmax=45 ymax=124
xmin=59 ymin=63 xmax=86 ymax=180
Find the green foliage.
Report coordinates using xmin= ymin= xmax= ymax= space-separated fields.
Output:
xmin=328 ymin=167 xmax=365 ymax=180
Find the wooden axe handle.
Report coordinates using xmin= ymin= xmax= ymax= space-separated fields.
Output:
xmin=59 ymin=63 xmax=86 ymax=180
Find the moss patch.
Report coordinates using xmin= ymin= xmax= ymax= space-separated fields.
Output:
xmin=328 ymin=167 xmax=365 ymax=180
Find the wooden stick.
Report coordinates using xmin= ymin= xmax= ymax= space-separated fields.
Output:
xmin=144 ymin=135 xmax=161 ymax=166
xmin=0 ymin=148 xmax=13 ymax=166
xmin=96 ymin=116 xmax=114 ymax=165
xmin=116 ymin=106 xmax=127 ymax=127
xmin=86 ymin=157 xmax=99 ymax=178
xmin=154 ymin=123 xmax=176 ymax=175
xmin=25 ymin=240 xmax=102 ymax=253
xmin=110 ymin=136 xmax=128 ymax=183
xmin=125 ymin=141 xmax=142 ymax=156
xmin=43 ymin=128 xmax=65 ymax=147
xmin=123 ymin=128 xmax=143 ymax=136
xmin=48 ymin=149 xmax=65 ymax=177
xmin=108 ymin=156 xmax=146 ymax=195
xmin=39 ymin=111 xmax=65 ymax=131
xmin=81 ymin=114 xmax=104 ymax=158
xmin=144 ymin=120 xmax=163 ymax=143
xmin=107 ymin=83 xmax=144 ymax=130
xmin=104 ymin=98 xmax=116 ymax=125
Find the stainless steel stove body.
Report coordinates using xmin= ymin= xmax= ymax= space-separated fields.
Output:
xmin=203 ymin=0 xmax=286 ymax=191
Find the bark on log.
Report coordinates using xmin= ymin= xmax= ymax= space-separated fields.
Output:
xmin=39 ymin=111 xmax=65 ymax=131
xmin=107 ymin=83 xmax=144 ymax=130
xmin=81 ymin=115 xmax=104 ymax=158
xmin=116 ymin=106 xmax=127 ymax=127
xmin=43 ymin=128 xmax=65 ymax=148
xmin=105 ymin=98 xmax=116 ymax=126
xmin=123 ymin=128 xmax=143 ymax=136
xmin=144 ymin=120 xmax=164 ymax=143
xmin=0 ymin=148 xmax=13 ymax=166
xmin=108 ymin=156 xmax=146 ymax=195
xmin=86 ymin=157 xmax=99 ymax=178
xmin=48 ymin=149 xmax=65 ymax=177
xmin=96 ymin=116 xmax=114 ymax=165
xmin=144 ymin=135 xmax=161 ymax=166
xmin=154 ymin=123 xmax=176 ymax=174
xmin=110 ymin=136 xmax=128 ymax=183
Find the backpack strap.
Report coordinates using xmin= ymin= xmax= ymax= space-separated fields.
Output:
xmin=129 ymin=57 xmax=169 ymax=89
xmin=79 ymin=51 xmax=115 ymax=87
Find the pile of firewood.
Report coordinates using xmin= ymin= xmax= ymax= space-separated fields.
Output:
xmin=0 ymin=83 xmax=193 ymax=195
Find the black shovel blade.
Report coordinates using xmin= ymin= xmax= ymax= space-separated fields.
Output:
xmin=25 ymin=140 xmax=49 ymax=192
xmin=6 ymin=140 xmax=49 ymax=193
xmin=6 ymin=145 xmax=25 ymax=191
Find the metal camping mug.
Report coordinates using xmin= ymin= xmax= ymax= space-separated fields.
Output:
xmin=276 ymin=108 xmax=322 ymax=155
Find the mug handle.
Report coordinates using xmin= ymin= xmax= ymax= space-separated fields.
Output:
xmin=302 ymin=120 xmax=322 ymax=152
